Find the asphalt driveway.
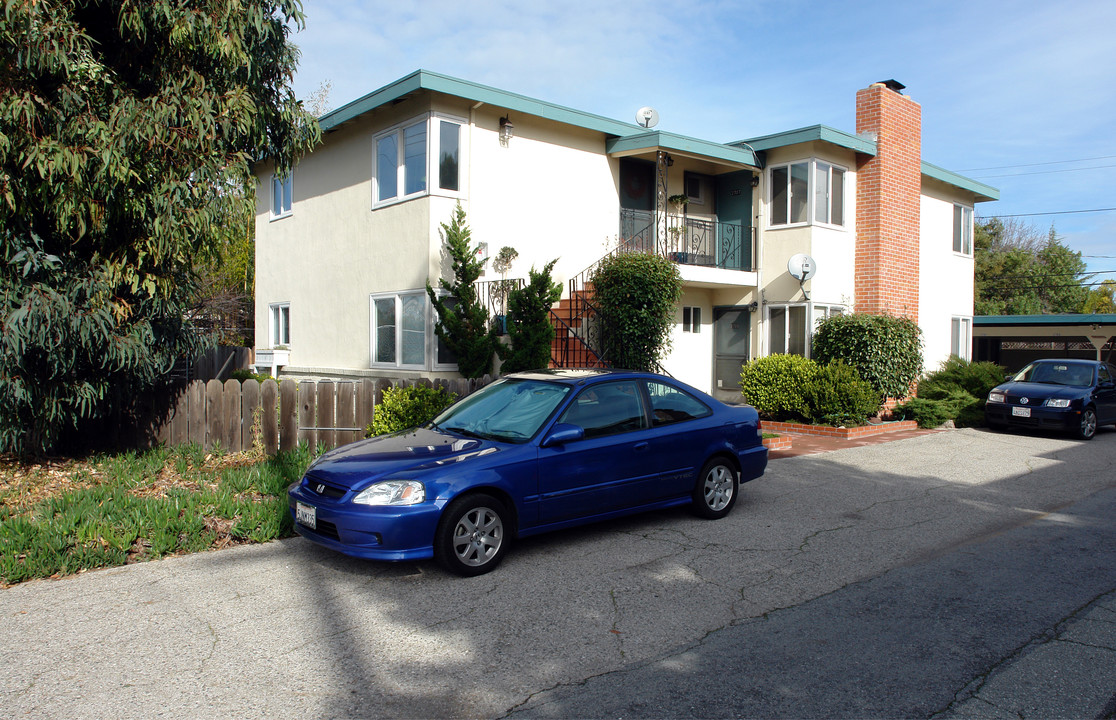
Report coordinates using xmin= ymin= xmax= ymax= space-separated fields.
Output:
xmin=1 ymin=427 xmax=1114 ymax=718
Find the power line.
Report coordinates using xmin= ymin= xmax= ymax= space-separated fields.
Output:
xmin=970 ymin=163 xmax=1116 ymax=179
xmin=959 ymin=154 xmax=1116 ymax=172
xmin=977 ymin=207 xmax=1116 ymax=219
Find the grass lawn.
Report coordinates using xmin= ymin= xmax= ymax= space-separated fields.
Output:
xmin=0 ymin=444 xmax=314 ymax=587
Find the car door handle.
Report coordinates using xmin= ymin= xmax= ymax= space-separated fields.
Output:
xmin=633 ymin=441 xmax=649 ymax=452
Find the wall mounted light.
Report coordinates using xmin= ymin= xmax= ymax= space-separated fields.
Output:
xmin=499 ymin=116 xmax=514 ymax=144
xmin=751 ymin=175 xmax=760 ymax=188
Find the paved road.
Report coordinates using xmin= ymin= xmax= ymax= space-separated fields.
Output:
xmin=1 ymin=428 xmax=1114 ymax=719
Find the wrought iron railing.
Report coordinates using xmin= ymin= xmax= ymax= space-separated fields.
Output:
xmin=473 ymin=278 xmax=525 ymax=320
xmin=619 ymin=209 xmax=756 ymax=272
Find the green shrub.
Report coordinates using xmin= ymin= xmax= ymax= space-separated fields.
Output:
xmin=739 ymin=354 xmax=818 ymax=421
xmin=230 ymin=369 xmax=270 ymax=383
xmin=800 ymin=362 xmax=881 ymax=426
xmin=591 ymin=252 xmax=683 ymax=372
xmin=912 ymin=357 xmax=1007 ymax=428
xmin=812 ymin=313 xmax=923 ymax=400
xmin=499 ymin=259 xmax=562 ymax=374
xmin=894 ymin=397 xmax=955 ymax=429
xmin=367 ymin=385 xmax=457 ymax=437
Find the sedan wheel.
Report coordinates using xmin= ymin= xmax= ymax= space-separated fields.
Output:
xmin=692 ymin=458 xmax=738 ymax=519
xmin=434 ymin=493 xmax=510 ymax=576
xmin=1076 ymin=407 xmax=1098 ymax=441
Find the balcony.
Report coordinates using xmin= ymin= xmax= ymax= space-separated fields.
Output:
xmin=619 ymin=209 xmax=756 ymax=274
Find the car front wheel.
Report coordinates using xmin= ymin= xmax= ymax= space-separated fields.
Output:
xmin=1076 ymin=407 xmax=1098 ymax=441
xmin=434 ymin=493 xmax=510 ymax=576
xmin=691 ymin=458 xmax=738 ymax=519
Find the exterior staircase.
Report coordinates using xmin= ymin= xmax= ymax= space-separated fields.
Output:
xmin=549 ymin=282 xmax=607 ymax=369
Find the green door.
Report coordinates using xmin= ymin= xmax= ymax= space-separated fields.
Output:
xmin=714 ymin=171 xmax=753 ymax=271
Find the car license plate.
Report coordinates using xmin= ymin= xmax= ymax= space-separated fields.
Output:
xmin=296 ymin=502 xmax=317 ymax=530
xmin=1012 ymin=406 xmax=1031 ymax=418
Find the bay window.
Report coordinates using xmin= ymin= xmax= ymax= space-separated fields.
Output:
xmin=374 ymin=115 xmax=463 ymax=206
xmin=770 ymin=159 xmax=846 ymax=228
xmin=767 ymin=303 xmax=845 ymax=357
xmin=370 ymin=291 xmax=458 ymax=370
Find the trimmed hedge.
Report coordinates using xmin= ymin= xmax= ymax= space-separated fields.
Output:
xmin=812 ymin=313 xmax=923 ymax=400
xmin=591 ymin=252 xmax=683 ymax=372
xmin=367 ymin=385 xmax=457 ymax=436
xmin=740 ymin=355 xmax=881 ymax=425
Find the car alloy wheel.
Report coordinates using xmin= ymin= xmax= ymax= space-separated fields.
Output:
xmin=1077 ymin=407 xmax=1098 ymax=441
xmin=692 ymin=458 xmax=738 ymax=519
xmin=435 ymin=493 xmax=509 ymax=576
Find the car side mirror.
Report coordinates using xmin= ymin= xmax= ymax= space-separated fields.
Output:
xmin=541 ymin=423 xmax=584 ymax=448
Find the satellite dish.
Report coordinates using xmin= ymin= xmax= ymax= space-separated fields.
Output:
xmin=636 ymin=106 xmax=659 ymax=129
xmin=787 ymin=254 xmax=816 ymax=282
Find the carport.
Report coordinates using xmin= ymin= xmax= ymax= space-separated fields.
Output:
xmin=973 ymin=314 xmax=1116 ymax=370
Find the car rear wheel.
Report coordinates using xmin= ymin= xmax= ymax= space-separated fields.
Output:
xmin=1076 ymin=407 xmax=1098 ymax=441
xmin=691 ymin=458 xmax=738 ymax=519
xmin=434 ymin=493 xmax=510 ymax=576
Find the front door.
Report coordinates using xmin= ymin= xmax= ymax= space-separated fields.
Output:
xmin=713 ymin=306 xmax=751 ymax=403
xmin=714 ymin=171 xmax=753 ymax=271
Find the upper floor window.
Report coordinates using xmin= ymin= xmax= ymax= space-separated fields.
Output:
xmin=769 ymin=160 xmax=846 ymax=228
xmin=271 ymin=174 xmax=292 ymax=219
xmin=953 ymin=204 xmax=973 ymax=255
xmin=374 ymin=115 xmax=463 ymax=207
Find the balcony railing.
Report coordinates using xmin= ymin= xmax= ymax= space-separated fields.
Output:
xmin=619 ymin=209 xmax=756 ymax=272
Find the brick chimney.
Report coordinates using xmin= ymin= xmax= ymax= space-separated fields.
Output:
xmin=854 ymin=80 xmax=921 ymax=321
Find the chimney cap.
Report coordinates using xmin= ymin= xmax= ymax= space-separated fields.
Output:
xmin=875 ymin=79 xmax=906 ymax=93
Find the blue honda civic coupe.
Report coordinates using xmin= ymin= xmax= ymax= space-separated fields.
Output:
xmin=289 ymin=369 xmax=768 ymax=575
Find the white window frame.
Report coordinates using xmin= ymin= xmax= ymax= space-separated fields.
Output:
xmin=951 ymin=316 xmax=972 ymax=360
xmin=369 ymin=290 xmax=459 ymax=371
xmin=766 ymin=302 xmax=846 ymax=358
xmin=682 ymin=306 xmax=702 ymax=333
xmin=270 ymin=174 xmax=292 ymax=220
xmin=953 ymin=204 xmax=974 ymax=256
xmin=768 ymin=158 xmax=847 ymax=229
xmin=372 ymin=113 xmax=466 ymax=208
xmin=269 ymin=302 xmax=290 ymax=347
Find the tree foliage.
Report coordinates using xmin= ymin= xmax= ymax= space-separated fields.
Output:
xmin=975 ymin=219 xmax=1089 ymax=315
xmin=0 ymin=0 xmax=319 ymax=455
xmin=498 ymin=260 xmax=562 ymax=374
xmin=427 ymin=205 xmax=498 ymax=378
xmin=591 ymin=252 xmax=683 ymax=372
xmin=812 ymin=313 xmax=923 ymax=400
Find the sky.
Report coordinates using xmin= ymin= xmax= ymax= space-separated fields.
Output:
xmin=286 ymin=0 xmax=1116 ymax=279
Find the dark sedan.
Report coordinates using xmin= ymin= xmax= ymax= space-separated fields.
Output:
xmin=289 ymin=369 xmax=767 ymax=575
xmin=985 ymin=359 xmax=1116 ymax=440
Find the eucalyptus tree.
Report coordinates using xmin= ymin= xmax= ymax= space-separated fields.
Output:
xmin=0 ymin=0 xmax=319 ymax=454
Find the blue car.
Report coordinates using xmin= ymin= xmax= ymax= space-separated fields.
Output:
xmin=985 ymin=358 xmax=1116 ymax=440
xmin=289 ymin=369 xmax=767 ymax=575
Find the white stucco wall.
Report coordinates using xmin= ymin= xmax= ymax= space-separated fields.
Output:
xmin=254 ymin=93 xmax=621 ymax=378
xmin=919 ymin=180 xmax=976 ymax=373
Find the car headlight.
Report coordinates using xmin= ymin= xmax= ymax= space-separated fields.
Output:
xmin=353 ymin=480 xmax=426 ymax=506
xmin=1044 ymin=398 xmax=1071 ymax=408
xmin=987 ymin=392 xmax=1005 ymax=403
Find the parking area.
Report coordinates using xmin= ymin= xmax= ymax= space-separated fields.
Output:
xmin=1 ymin=427 xmax=1114 ymax=718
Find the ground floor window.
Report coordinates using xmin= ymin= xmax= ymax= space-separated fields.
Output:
xmin=269 ymin=302 xmax=290 ymax=347
xmin=370 ymin=291 xmax=458 ymax=370
xmin=767 ymin=303 xmax=845 ymax=357
xmin=951 ymin=316 xmax=972 ymax=360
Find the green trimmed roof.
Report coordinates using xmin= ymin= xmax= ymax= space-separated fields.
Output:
xmin=319 ymin=69 xmax=640 ymax=137
xmin=606 ymin=130 xmax=759 ymax=168
xmin=975 ymin=314 xmax=1116 ymax=326
xmin=735 ymin=125 xmax=877 ymax=155
xmin=317 ymin=72 xmax=994 ymax=200
xmin=734 ymin=124 xmax=999 ymax=202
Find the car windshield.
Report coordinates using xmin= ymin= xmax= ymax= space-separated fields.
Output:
xmin=1013 ymin=362 xmax=1094 ymax=387
xmin=432 ymin=379 xmax=571 ymax=443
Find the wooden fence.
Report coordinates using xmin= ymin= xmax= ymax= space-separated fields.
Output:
xmin=138 ymin=376 xmax=494 ymax=455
